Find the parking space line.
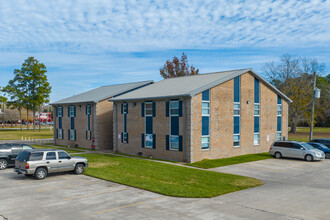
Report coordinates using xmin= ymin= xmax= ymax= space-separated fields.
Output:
xmin=62 ymin=188 xmax=128 ymax=201
xmin=97 ymin=197 xmax=164 ymax=214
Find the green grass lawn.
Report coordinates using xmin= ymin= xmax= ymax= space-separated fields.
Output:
xmin=187 ymin=152 xmax=273 ymax=169
xmin=31 ymin=144 xmax=84 ymax=154
xmin=289 ymin=127 xmax=330 ymax=142
xmin=0 ymin=130 xmax=53 ymax=140
xmin=81 ymin=153 xmax=263 ymax=198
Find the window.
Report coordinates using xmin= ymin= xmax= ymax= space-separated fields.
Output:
xmin=58 ymin=107 xmax=63 ymax=117
xmin=58 ymin=129 xmax=63 ymax=139
xmin=22 ymin=145 xmax=33 ymax=150
xmin=277 ymin=104 xmax=282 ymax=116
xmin=254 ymin=134 xmax=260 ymax=145
xmin=234 ymin=103 xmax=240 ymax=116
xmin=29 ymin=152 xmax=44 ymax=161
xmin=202 ymin=137 xmax=209 ymax=150
xmin=170 ymin=101 xmax=179 ymax=116
xmin=46 ymin=152 xmax=56 ymax=160
xmin=70 ymin=106 xmax=75 ymax=117
xmin=202 ymin=102 xmax=209 ymax=116
xmin=58 ymin=151 xmax=70 ymax=159
xmin=123 ymin=103 xmax=128 ymax=114
xmin=123 ymin=132 xmax=128 ymax=143
xmin=87 ymin=104 xmax=91 ymax=115
xmin=145 ymin=102 xmax=153 ymax=116
xmin=254 ymin=104 xmax=260 ymax=116
xmin=70 ymin=130 xmax=75 ymax=141
xmin=170 ymin=135 xmax=179 ymax=150
xmin=277 ymin=132 xmax=281 ymax=141
xmin=233 ymin=135 xmax=240 ymax=147
xmin=145 ymin=134 xmax=153 ymax=148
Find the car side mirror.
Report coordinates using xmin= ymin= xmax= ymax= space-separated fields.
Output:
xmin=300 ymin=147 xmax=305 ymax=150
xmin=67 ymin=156 xmax=72 ymax=159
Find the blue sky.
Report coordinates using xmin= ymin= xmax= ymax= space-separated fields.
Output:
xmin=0 ymin=0 xmax=329 ymax=102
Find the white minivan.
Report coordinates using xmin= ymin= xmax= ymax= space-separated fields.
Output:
xmin=269 ymin=141 xmax=325 ymax=161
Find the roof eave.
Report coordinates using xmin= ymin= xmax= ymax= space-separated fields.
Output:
xmin=109 ymin=94 xmax=191 ymax=102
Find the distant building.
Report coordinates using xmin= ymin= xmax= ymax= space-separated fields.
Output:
xmin=51 ymin=81 xmax=153 ymax=150
xmin=111 ymin=69 xmax=292 ymax=162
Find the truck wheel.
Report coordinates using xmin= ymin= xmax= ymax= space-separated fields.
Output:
xmin=35 ymin=168 xmax=47 ymax=180
xmin=74 ymin=164 xmax=84 ymax=174
xmin=0 ymin=159 xmax=8 ymax=170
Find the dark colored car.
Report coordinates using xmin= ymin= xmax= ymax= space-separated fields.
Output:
xmin=310 ymin=139 xmax=330 ymax=148
xmin=0 ymin=144 xmax=34 ymax=170
xmin=308 ymin=142 xmax=330 ymax=159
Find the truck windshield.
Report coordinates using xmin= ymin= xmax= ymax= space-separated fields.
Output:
xmin=16 ymin=151 xmax=31 ymax=161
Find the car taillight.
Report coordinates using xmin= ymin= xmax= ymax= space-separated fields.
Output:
xmin=25 ymin=163 xmax=29 ymax=169
xmin=270 ymin=147 xmax=272 ymax=150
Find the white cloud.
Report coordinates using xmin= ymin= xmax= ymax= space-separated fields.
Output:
xmin=0 ymin=0 xmax=329 ymax=53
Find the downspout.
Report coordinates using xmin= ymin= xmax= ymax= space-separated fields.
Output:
xmin=183 ymin=98 xmax=186 ymax=162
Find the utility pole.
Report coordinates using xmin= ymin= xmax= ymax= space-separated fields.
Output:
xmin=309 ymin=72 xmax=317 ymax=141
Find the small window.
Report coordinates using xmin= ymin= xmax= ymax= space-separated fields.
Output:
xmin=23 ymin=145 xmax=33 ymax=150
xmin=123 ymin=103 xmax=128 ymax=114
xmin=234 ymin=103 xmax=240 ymax=116
xmin=145 ymin=134 xmax=153 ymax=148
xmin=145 ymin=102 xmax=153 ymax=116
xmin=123 ymin=132 xmax=128 ymax=143
xmin=70 ymin=106 xmax=75 ymax=117
xmin=254 ymin=134 xmax=260 ymax=145
xmin=58 ymin=151 xmax=70 ymax=159
xmin=202 ymin=136 xmax=209 ymax=150
xmin=58 ymin=129 xmax=63 ymax=139
xmin=233 ymin=134 xmax=240 ymax=147
xmin=277 ymin=132 xmax=282 ymax=140
xmin=170 ymin=135 xmax=179 ymax=151
xmin=277 ymin=104 xmax=282 ymax=116
xmin=202 ymin=102 xmax=210 ymax=116
xmin=170 ymin=101 xmax=179 ymax=116
xmin=29 ymin=152 xmax=44 ymax=161
xmin=87 ymin=104 xmax=91 ymax=115
xmin=46 ymin=152 xmax=56 ymax=160
xmin=254 ymin=104 xmax=260 ymax=116
xmin=58 ymin=107 xmax=63 ymax=117
xmin=70 ymin=130 xmax=75 ymax=141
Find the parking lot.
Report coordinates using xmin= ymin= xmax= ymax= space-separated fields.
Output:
xmin=1 ymin=158 xmax=330 ymax=220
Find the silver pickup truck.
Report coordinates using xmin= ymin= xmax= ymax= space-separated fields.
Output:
xmin=14 ymin=149 xmax=88 ymax=180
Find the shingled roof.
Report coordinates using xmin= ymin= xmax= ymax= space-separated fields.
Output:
xmin=110 ymin=69 xmax=292 ymax=103
xmin=51 ymin=80 xmax=153 ymax=105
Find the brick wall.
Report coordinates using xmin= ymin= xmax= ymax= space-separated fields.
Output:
xmin=114 ymin=99 xmax=189 ymax=161
xmin=189 ymin=72 xmax=289 ymax=162
xmin=95 ymin=99 xmax=113 ymax=150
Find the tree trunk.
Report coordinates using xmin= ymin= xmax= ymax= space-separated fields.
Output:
xmin=27 ymin=109 xmax=29 ymax=132
xmin=290 ymin=121 xmax=297 ymax=133
xmin=33 ymin=109 xmax=36 ymax=132
xmin=19 ymin=109 xmax=22 ymax=132
xmin=38 ymin=106 xmax=41 ymax=132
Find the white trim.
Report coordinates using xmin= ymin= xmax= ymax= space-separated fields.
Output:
xmin=277 ymin=104 xmax=282 ymax=116
xmin=201 ymin=135 xmax=210 ymax=150
xmin=254 ymin=103 xmax=260 ymax=116
xmin=69 ymin=129 xmax=75 ymax=141
xmin=254 ymin=133 xmax=260 ymax=145
xmin=233 ymin=134 xmax=240 ymax=148
xmin=170 ymin=100 xmax=179 ymax=117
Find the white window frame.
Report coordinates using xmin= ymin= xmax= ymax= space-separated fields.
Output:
xmin=170 ymin=100 xmax=179 ymax=117
xmin=277 ymin=132 xmax=282 ymax=141
xmin=70 ymin=129 xmax=75 ymax=141
xmin=234 ymin=102 xmax=240 ymax=116
xmin=202 ymin=100 xmax=210 ymax=116
xmin=233 ymin=134 xmax=240 ymax=147
xmin=145 ymin=102 xmax=153 ymax=117
xmin=70 ymin=106 xmax=75 ymax=117
xmin=201 ymin=136 xmax=210 ymax=150
xmin=254 ymin=133 xmax=260 ymax=145
xmin=58 ymin=107 xmax=63 ymax=117
xmin=254 ymin=103 xmax=260 ymax=116
xmin=170 ymin=135 xmax=179 ymax=151
xmin=57 ymin=129 xmax=63 ymax=139
xmin=277 ymin=104 xmax=282 ymax=116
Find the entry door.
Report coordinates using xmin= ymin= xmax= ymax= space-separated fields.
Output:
xmin=45 ymin=152 xmax=59 ymax=173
